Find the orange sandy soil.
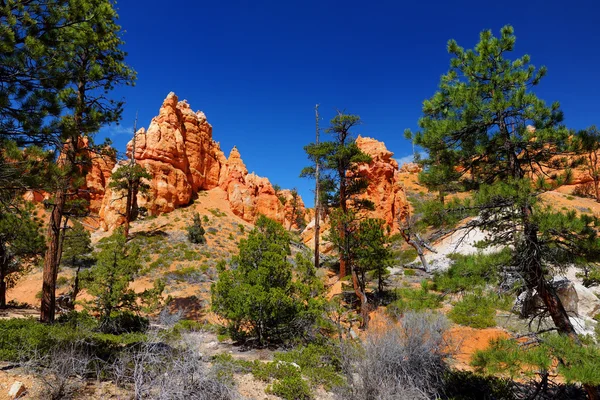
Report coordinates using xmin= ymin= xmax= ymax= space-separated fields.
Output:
xmin=540 ymin=189 xmax=600 ymax=216
xmin=7 ymin=187 xmax=250 ymax=312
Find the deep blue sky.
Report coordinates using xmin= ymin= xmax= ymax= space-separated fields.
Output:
xmin=99 ymin=0 xmax=600 ymax=207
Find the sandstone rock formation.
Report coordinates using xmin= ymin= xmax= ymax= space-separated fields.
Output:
xmin=301 ymin=136 xmax=410 ymax=248
xmin=355 ymin=135 xmax=410 ymax=231
xmin=399 ymin=162 xmax=422 ymax=174
xmin=84 ymin=138 xmax=116 ymax=214
xmin=98 ymin=93 xmax=305 ymax=230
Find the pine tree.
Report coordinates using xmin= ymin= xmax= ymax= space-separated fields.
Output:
xmin=81 ymin=228 xmax=141 ymax=324
xmin=59 ymin=220 xmax=94 ymax=308
xmin=1 ymin=0 xmax=72 ymax=144
xmin=285 ymin=188 xmax=305 ymax=231
xmin=0 ymin=201 xmax=44 ymax=307
xmin=356 ymin=218 xmax=392 ymax=299
xmin=302 ymin=111 xmax=373 ymax=328
xmin=573 ymin=126 xmax=600 ymax=202
xmin=187 ymin=213 xmax=206 ymax=244
xmin=211 ymin=216 xmax=315 ymax=345
xmin=408 ymin=25 xmax=600 ymax=398
xmin=40 ymin=0 xmax=136 ymax=323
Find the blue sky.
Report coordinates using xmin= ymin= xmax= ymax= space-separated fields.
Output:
xmin=99 ymin=0 xmax=600 ymax=207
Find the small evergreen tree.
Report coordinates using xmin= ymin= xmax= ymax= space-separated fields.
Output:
xmin=356 ymin=218 xmax=392 ymax=299
xmin=302 ymin=112 xmax=374 ymax=327
xmin=573 ymin=126 xmax=600 ymax=202
xmin=285 ymin=188 xmax=305 ymax=231
xmin=109 ymin=162 xmax=151 ymax=238
xmin=81 ymin=229 xmax=141 ymax=326
xmin=187 ymin=213 xmax=206 ymax=244
xmin=0 ymin=202 xmax=44 ymax=307
xmin=211 ymin=216 xmax=319 ymax=345
xmin=59 ymin=221 xmax=94 ymax=308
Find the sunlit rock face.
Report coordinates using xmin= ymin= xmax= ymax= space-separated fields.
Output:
xmin=98 ymin=92 xmax=305 ymax=230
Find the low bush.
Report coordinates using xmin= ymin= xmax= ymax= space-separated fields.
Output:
xmin=208 ymin=208 xmax=227 ymax=218
xmin=448 ymin=292 xmax=497 ymax=328
xmin=164 ymin=266 xmax=207 ymax=284
xmin=0 ymin=316 xmax=146 ymax=363
xmin=471 ymin=334 xmax=597 ymax=396
xmin=114 ymin=334 xmax=239 ymax=400
xmin=268 ymin=375 xmax=312 ymax=400
xmin=273 ymin=343 xmax=344 ymax=389
xmin=387 ymin=281 xmax=443 ymax=318
xmin=432 ymin=249 xmax=512 ymax=293
xmin=100 ymin=311 xmax=149 ymax=334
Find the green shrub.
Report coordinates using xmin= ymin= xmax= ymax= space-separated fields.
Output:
xmin=449 ymin=292 xmax=496 ymax=328
xmin=273 ymin=343 xmax=344 ymax=389
xmin=187 ymin=213 xmax=206 ymax=244
xmin=56 ymin=275 xmax=70 ymax=287
xmin=403 ymin=268 xmax=416 ymax=277
xmin=472 ymin=334 xmax=600 ymax=387
xmin=208 ymin=208 xmax=226 ymax=217
xmin=211 ymin=216 xmax=322 ymax=345
xmin=172 ymin=319 xmax=204 ymax=334
xmin=387 ymin=281 xmax=442 ymax=317
xmin=268 ymin=375 xmax=312 ymax=400
xmin=0 ymin=316 xmax=146 ymax=362
xmin=100 ymin=311 xmax=149 ymax=334
xmin=433 ymin=249 xmax=511 ymax=293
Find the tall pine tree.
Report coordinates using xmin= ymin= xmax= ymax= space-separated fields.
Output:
xmin=408 ymin=25 xmax=600 ymax=398
xmin=302 ymin=112 xmax=374 ymax=328
xmin=40 ymin=0 xmax=136 ymax=323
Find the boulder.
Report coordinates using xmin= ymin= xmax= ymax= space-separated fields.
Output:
xmin=517 ymin=278 xmax=600 ymax=320
xmin=8 ymin=381 xmax=26 ymax=399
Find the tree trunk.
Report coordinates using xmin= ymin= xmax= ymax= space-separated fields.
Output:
xmin=522 ymin=210 xmax=599 ymax=399
xmin=0 ymin=245 xmax=7 ymax=309
xmin=351 ymin=267 xmax=369 ymax=329
xmin=339 ymin=177 xmax=347 ymax=278
xmin=314 ymin=105 xmax=321 ymax=270
xmin=124 ymin=186 xmax=132 ymax=238
xmin=400 ymin=229 xmax=430 ymax=272
xmin=0 ymin=265 xmax=6 ymax=309
xmin=339 ymin=225 xmax=346 ymax=277
xmin=41 ymin=184 xmax=66 ymax=323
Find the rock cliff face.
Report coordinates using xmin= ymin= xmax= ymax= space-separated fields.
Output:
xmin=355 ymin=136 xmax=410 ymax=231
xmin=84 ymin=139 xmax=116 ymax=214
xmin=125 ymin=92 xmax=227 ymax=215
xmin=98 ymin=93 xmax=305 ymax=230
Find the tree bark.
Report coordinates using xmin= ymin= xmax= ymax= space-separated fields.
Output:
xmin=0 ymin=244 xmax=7 ymax=309
xmin=124 ymin=185 xmax=132 ymax=239
xmin=40 ymin=184 xmax=66 ymax=322
xmin=400 ymin=229 xmax=430 ymax=273
xmin=351 ymin=266 xmax=369 ymax=329
xmin=521 ymin=208 xmax=599 ymax=399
